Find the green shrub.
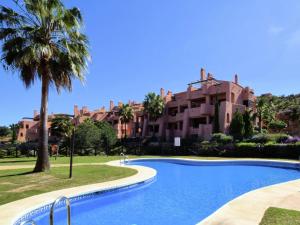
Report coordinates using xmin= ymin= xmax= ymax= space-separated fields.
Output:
xmin=0 ymin=150 xmax=5 ymax=158
xmin=235 ymin=142 xmax=257 ymax=148
xmin=211 ymin=133 xmax=233 ymax=145
xmin=251 ymin=133 xmax=290 ymax=143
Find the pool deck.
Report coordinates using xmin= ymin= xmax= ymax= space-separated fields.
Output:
xmin=1 ymin=158 xmax=300 ymax=225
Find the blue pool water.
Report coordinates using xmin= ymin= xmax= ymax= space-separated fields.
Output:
xmin=22 ymin=160 xmax=300 ymax=225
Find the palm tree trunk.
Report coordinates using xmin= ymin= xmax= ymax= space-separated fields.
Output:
xmin=124 ymin=123 xmax=127 ymax=139
xmin=34 ymin=75 xmax=50 ymax=172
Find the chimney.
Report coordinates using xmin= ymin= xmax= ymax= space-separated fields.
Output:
xmin=128 ymin=100 xmax=132 ymax=105
xmin=33 ymin=110 xmax=38 ymax=118
xmin=234 ymin=74 xmax=238 ymax=84
xmin=160 ymin=88 xmax=165 ymax=98
xmin=118 ymin=101 xmax=123 ymax=107
xmin=82 ymin=106 xmax=88 ymax=114
xmin=110 ymin=100 xmax=114 ymax=111
xmin=207 ymin=73 xmax=213 ymax=80
xmin=200 ymin=68 xmax=206 ymax=81
xmin=74 ymin=105 xmax=79 ymax=116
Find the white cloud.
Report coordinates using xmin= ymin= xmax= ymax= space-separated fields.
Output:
xmin=268 ymin=26 xmax=284 ymax=35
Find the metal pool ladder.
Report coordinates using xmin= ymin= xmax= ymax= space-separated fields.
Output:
xmin=120 ymin=153 xmax=129 ymax=164
xmin=20 ymin=220 xmax=36 ymax=225
xmin=50 ymin=196 xmax=71 ymax=225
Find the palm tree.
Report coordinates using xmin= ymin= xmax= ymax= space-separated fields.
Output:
xmin=119 ymin=104 xmax=134 ymax=138
xmin=143 ymin=92 xmax=165 ymax=134
xmin=255 ymin=97 xmax=276 ymax=132
xmin=0 ymin=0 xmax=90 ymax=172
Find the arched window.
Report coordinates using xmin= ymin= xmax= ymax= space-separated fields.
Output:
xmin=26 ymin=124 xmax=29 ymax=129
xmin=20 ymin=133 xmax=23 ymax=137
xmin=227 ymin=113 xmax=230 ymax=123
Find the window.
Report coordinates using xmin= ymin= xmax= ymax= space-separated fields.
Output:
xmin=190 ymin=117 xmax=206 ymax=128
xmin=180 ymin=105 xmax=188 ymax=113
xmin=191 ymin=98 xmax=206 ymax=108
xmin=227 ymin=113 xmax=230 ymax=123
xmin=20 ymin=133 xmax=23 ymax=137
xmin=26 ymin=124 xmax=29 ymax=129
xmin=231 ymin=93 xmax=235 ymax=103
xmin=168 ymin=107 xmax=178 ymax=116
xmin=179 ymin=121 xmax=183 ymax=130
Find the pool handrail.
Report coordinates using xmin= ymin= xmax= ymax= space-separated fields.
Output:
xmin=50 ymin=196 xmax=71 ymax=225
xmin=20 ymin=220 xmax=36 ymax=225
xmin=120 ymin=153 xmax=128 ymax=164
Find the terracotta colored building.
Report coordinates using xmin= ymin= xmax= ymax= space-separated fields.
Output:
xmin=17 ymin=68 xmax=256 ymax=142
xmin=17 ymin=111 xmax=60 ymax=142
xmin=143 ymin=68 xmax=256 ymax=140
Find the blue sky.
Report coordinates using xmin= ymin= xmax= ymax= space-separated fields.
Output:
xmin=1 ymin=0 xmax=300 ymax=125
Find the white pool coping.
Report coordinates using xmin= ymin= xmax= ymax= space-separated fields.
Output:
xmin=0 ymin=160 xmax=156 ymax=225
xmin=1 ymin=158 xmax=300 ymax=225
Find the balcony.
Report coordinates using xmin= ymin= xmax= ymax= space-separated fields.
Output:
xmin=188 ymin=107 xmax=201 ymax=118
xmin=199 ymin=103 xmax=214 ymax=115
xmin=176 ymin=113 xmax=184 ymax=121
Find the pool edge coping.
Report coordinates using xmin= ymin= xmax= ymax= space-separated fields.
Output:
xmin=0 ymin=161 xmax=157 ymax=225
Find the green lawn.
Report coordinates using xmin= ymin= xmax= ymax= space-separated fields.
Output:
xmin=0 ymin=155 xmax=298 ymax=167
xmin=0 ymin=165 xmax=136 ymax=205
xmin=260 ymin=207 xmax=300 ymax=225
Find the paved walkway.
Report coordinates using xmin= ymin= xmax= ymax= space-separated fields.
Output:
xmin=198 ymin=178 xmax=300 ymax=225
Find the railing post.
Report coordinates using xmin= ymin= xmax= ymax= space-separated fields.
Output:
xmin=50 ymin=196 xmax=71 ymax=225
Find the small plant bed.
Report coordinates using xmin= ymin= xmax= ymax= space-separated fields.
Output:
xmin=0 ymin=165 xmax=137 ymax=205
xmin=260 ymin=207 xmax=300 ymax=225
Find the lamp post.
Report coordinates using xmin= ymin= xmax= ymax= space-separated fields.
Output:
xmin=69 ymin=126 xmax=75 ymax=179
xmin=55 ymin=113 xmax=76 ymax=179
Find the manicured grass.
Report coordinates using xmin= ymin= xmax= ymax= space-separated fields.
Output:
xmin=0 ymin=165 xmax=137 ymax=205
xmin=260 ymin=207 xmax=300 ymax=225
xmin=0 ymin=155 xmax=298 ymax=167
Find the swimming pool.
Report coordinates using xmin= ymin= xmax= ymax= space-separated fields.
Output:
xmin=16 ymin=159 xmax=300 ymax=225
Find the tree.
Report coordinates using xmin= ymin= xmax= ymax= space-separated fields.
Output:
xmin=50 ymin=116 xmax=74 ymax=155
xmin=0 ymin=126 xmax=10 ymax=137
xmin=0 ymin=0 xmax=90 ymax=172
xmin=9 ymin=123 xmax=19 ymax=144
xmin=243 ymin=110 xmax=254 ymax=138
xmin=229 ymin=110 xmax=245 ymax=141
xmin=143 ymin=92 xmax=165 ymax=134
xmin=268 ymin=120 xmax=287 ymax=133
xmin=50 ymin=116 xmax=74 ymax=140
xmin=119 ymin=104 xmax=134 ymax=138
xmin=94 ymin=121 xmax=117 ymax=155
xmin=255 ymin=96 xmax=276 ymax=132
xmin=74 ymin=119 xmax=100 ymax=155
xmin=213 ymin=102 xmax=220 ymax=133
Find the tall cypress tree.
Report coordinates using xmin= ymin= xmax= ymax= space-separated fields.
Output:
xmin=229 ymin=110 xmax=245 ymax=141
xmin=243 ymin=110 xmax=253 ymax=138
xmin=213 ymin=102 xmax=220 ymax=133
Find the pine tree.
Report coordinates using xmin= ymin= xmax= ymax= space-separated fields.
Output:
xmin=229 ymin=110 xmax=245 ymax=141
xmin=213 ymin=102 xmax=220 ymax=133
xmin=243 ymin=110 xmax=253 ymax=138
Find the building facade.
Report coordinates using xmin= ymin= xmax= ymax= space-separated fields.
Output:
xmin=17 ymin=68 xmax=256 ymax=142
xmin=143 ymin=68 xmax=255 ymax=140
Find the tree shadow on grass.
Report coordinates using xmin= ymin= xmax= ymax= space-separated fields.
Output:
xmin=0 ymin=171 xmax=36 ymax=178
xmin=0 ymin=160 xmax=36 ymax=164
